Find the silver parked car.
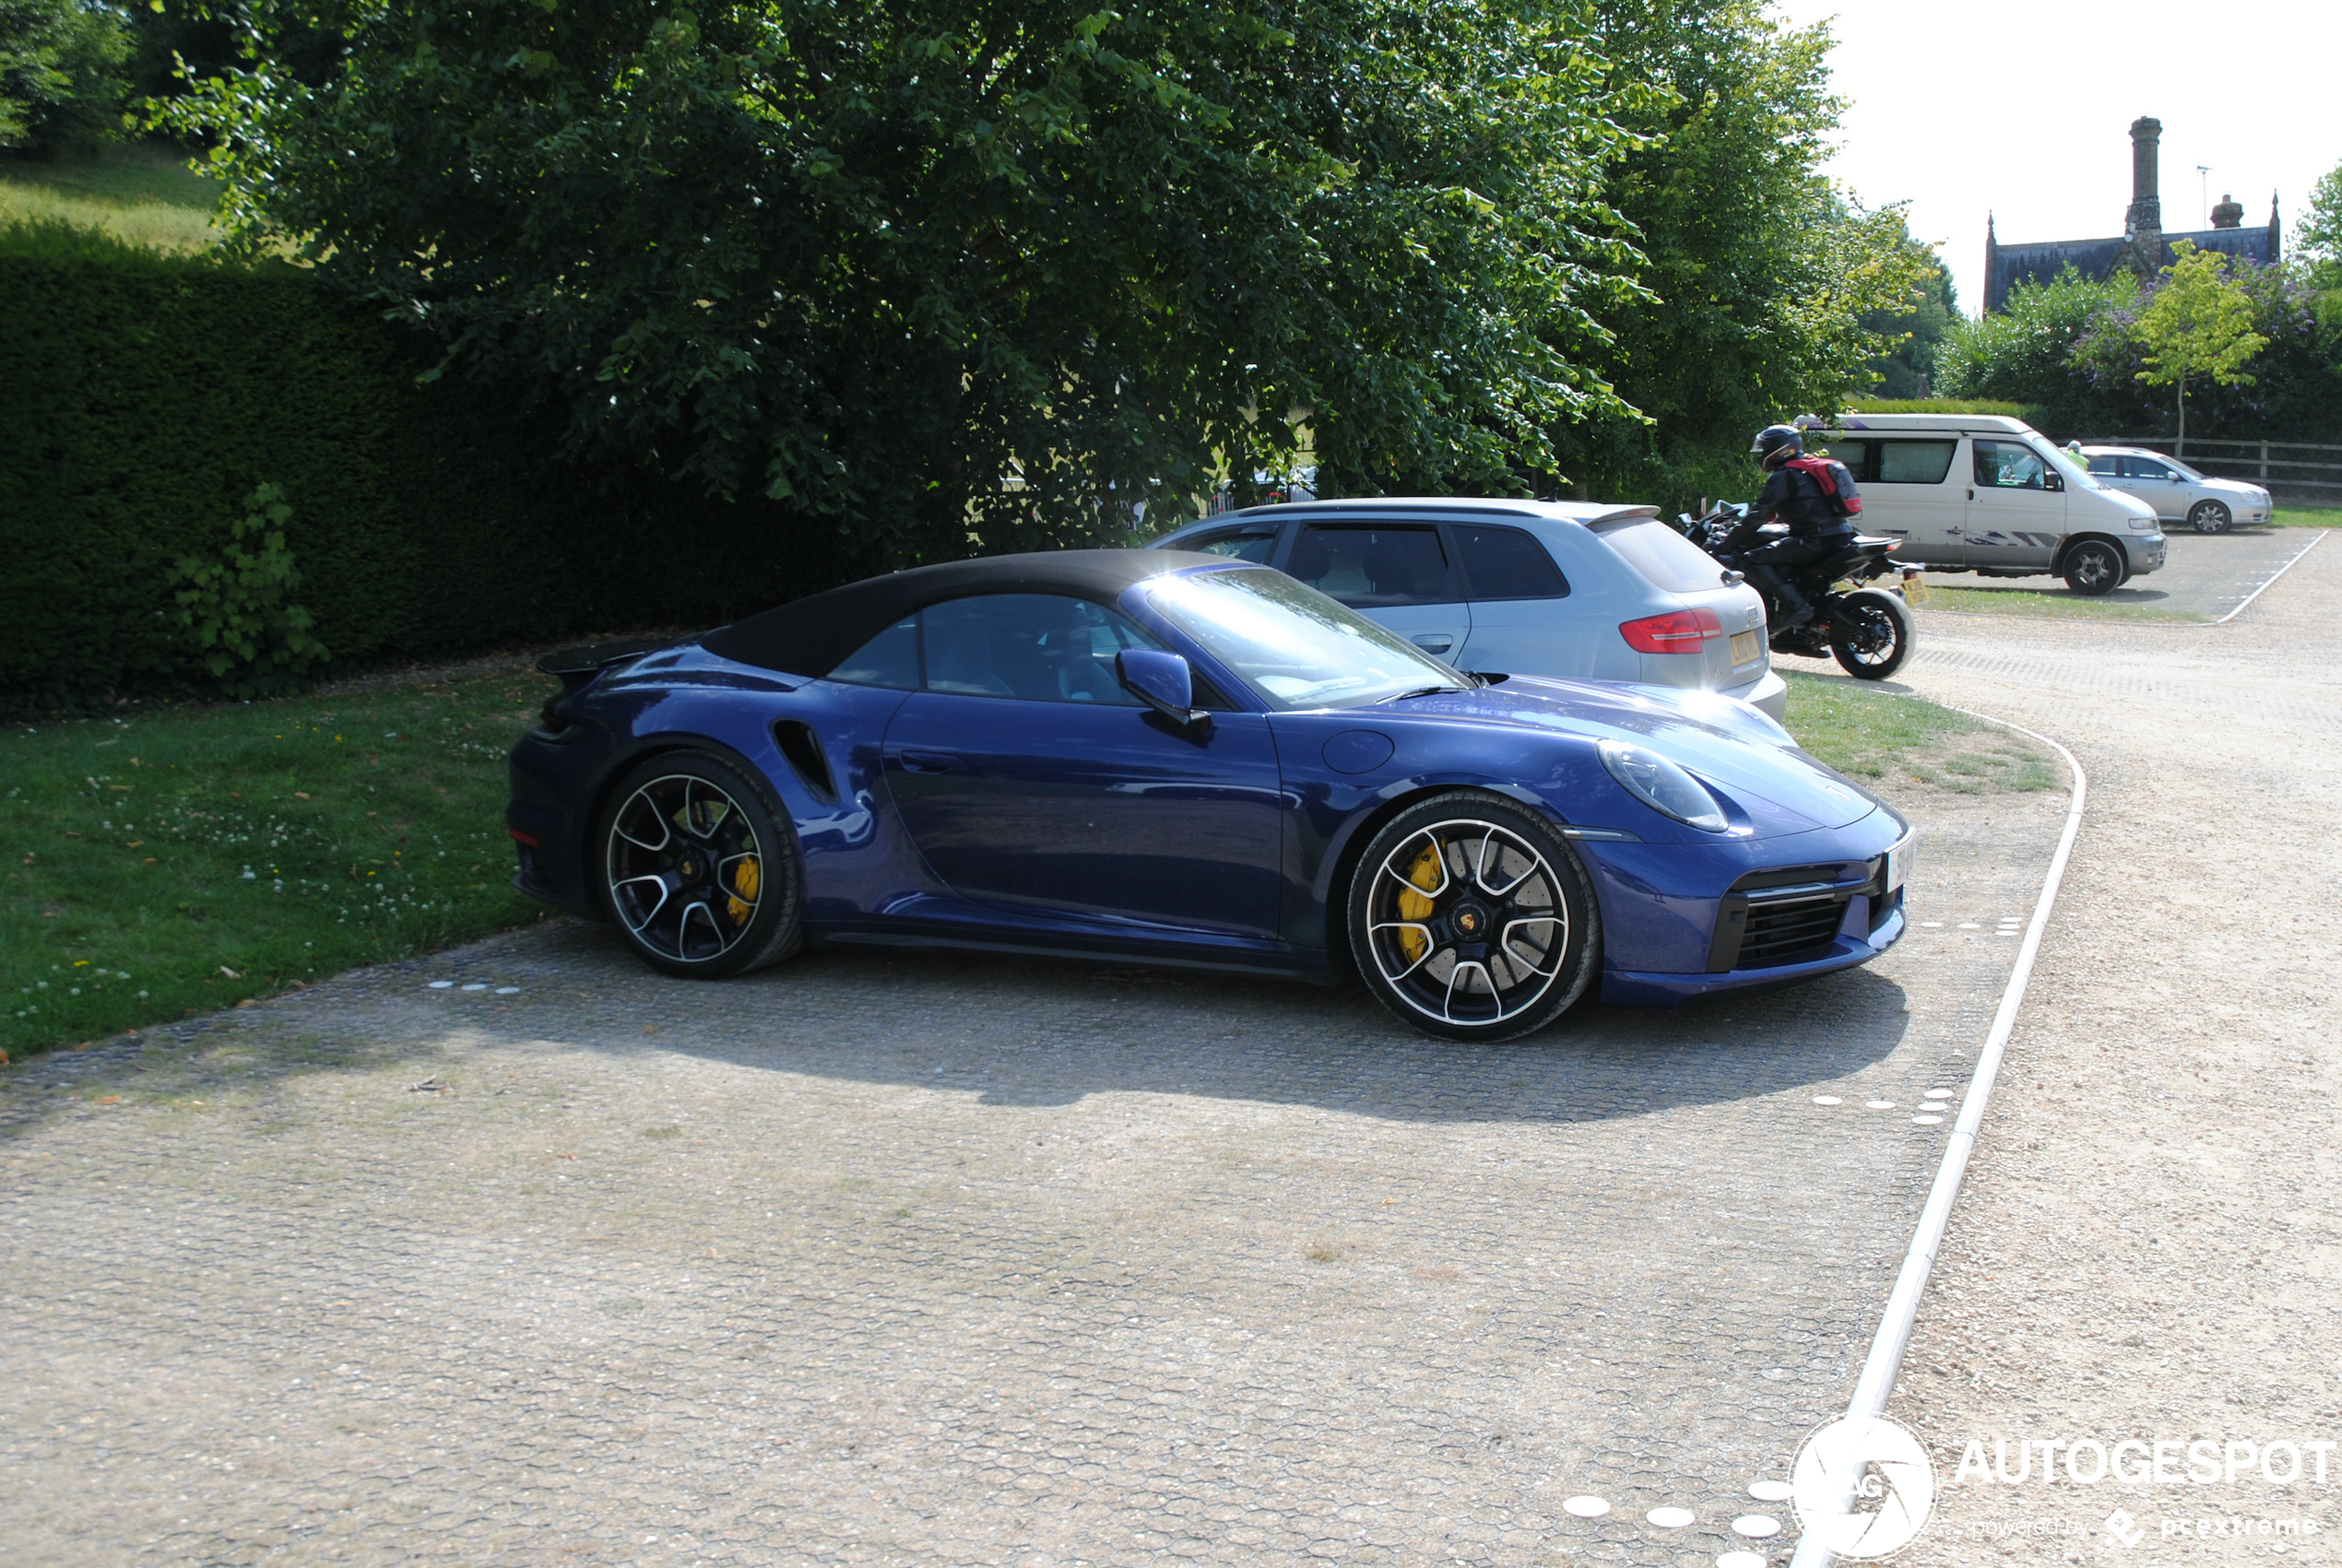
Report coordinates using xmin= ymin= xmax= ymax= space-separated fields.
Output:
xmin=1147 ymin=499 xmax=1788 ymax=720
xmin=2077 ymin=445 xmax=2272 ymax=533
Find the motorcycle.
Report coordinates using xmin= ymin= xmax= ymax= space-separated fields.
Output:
xmin=1674 ymin=503 xmax=1917 ymax=679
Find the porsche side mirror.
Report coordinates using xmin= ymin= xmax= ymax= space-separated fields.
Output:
xmin=1117 ymin=648 xmax=1210 ymax=729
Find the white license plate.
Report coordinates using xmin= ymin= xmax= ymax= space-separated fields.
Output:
xmin=1886 ymin=835 xmax=1914 ymax=895
xmin=1730 ymin=630 xmax=1764 ymax=666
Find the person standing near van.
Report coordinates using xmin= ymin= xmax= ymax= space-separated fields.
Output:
xmin=1722 ymin=424 xmax=1859 ymax=629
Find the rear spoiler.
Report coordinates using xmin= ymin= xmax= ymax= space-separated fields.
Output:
xmin=537 ymin=640 xmax=666 ymax=697
xmin=1583 ymin=506 xmax=1662 ymax=532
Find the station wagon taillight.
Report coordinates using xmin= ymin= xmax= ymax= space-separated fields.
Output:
xmin=1618 ymin=607 xmax=1723 ymax=654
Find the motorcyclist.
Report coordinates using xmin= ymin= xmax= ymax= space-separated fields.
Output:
xmin=1720 ymin=424 xmax=1855 ymax=630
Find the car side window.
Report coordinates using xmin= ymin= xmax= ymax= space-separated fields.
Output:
xmin=920 ymin=594 xmax=1159 ymax=704
xmin=1286 ymin=525 xmax=1453 ymax=607
xmin=1180 ymin=526 xmax=1279 ymax=563
xmin=1974 ymin=440 xmax=2046 ymax=490
xmin=2123 ymin=456 xmax=2174 ymax=481
xmin=1453 ymin=524 xmax=1568 ymax=600
xmin=2086 ymin=455 xmax=2121 ymax=475
xmin=830 ymin=615 xmax=921 ymax=689
xmin=1874 ymin=440 xmax=1957 ymax=484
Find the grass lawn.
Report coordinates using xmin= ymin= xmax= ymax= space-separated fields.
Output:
xmin=4 ymin=671 xmax=558 ymax=1063
xmin=2271 ymin=503 xmax=2342 ymax=529
xmin=0 ymin=143 xmax=219 ymax=253
xmin=1907 ymin=581 xmax=2207 ymax=622
xmin=1781 ymin=669 xmax=2055 ymax=794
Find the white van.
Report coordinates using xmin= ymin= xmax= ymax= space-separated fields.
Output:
xmin=1797 ymin=414 xmax=2164 ymax=595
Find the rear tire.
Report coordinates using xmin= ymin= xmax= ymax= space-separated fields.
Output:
xmin=2188 ymin=500 xmax=2231 ymax=534
xmin=1829 ymin=587 xmax=1913 ymax=679
xmin=595 ymin=750 xmax=804 ymax=979
xmin=1345 ymin=791 xmax=1601 ymax=1043
xmin=2061 ymin=538 xmax=2125 ymax=595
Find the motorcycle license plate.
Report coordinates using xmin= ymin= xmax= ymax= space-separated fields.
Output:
xmin=1730 ymin=630 xmax=1764 ymax=666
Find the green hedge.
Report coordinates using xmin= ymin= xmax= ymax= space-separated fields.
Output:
xmin=0 ymin=220 xmax=873 ymax=705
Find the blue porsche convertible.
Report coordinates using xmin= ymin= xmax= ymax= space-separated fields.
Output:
xmin=506 ymin=549 xmax=1910 ymax=1041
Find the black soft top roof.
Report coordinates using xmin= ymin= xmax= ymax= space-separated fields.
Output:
xmin=700 ymin=548 xmax=1234 ymax=678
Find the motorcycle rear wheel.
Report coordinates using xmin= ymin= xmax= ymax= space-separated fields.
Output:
xmin=1830 ymin=587 xmax=1914 ymax=679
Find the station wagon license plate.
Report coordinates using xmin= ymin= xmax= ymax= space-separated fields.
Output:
xmin=1730 ymin=630 xmax=1764 ymax=666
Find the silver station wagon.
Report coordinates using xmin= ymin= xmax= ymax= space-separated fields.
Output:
xmin=1147 ymin=499 xmax=1788 ymax=720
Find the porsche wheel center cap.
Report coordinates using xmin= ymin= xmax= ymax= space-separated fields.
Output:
xmin=1452 ymin=903 xmax=1487 ymax=937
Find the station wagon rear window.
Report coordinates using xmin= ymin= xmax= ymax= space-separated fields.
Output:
xmin=1595 ymin=518 xmax=1728 ymax=595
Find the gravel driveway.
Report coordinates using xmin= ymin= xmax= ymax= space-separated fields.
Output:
xmin=1918 ymin=527 xmax=2325 ymax=620
xmin=1864 ymin=536 xmax=2342 ymax=1562
xmin=2 ymin=780 xmax=2064 ymax=1566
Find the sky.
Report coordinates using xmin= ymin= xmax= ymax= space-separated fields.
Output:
xmin=1770 ymin=0 xmax=2337 ymax=317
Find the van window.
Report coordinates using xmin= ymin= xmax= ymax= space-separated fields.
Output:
xmin=1875 ymin=440 xmax=1957 ymax=484
xmin=1974 ymin=440 xmax=2047 ymax=490
xmin=1596 ymin=519 xmax=1727 ymax=595
xmin=1817 ymin=438 xmax=1956 ymax=484
xmin=1453 ymin=524 xmax=1568 ymax=600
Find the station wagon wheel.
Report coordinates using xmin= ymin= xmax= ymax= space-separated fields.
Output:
xmin=2187 ymin=500 xmax=2231 ymax=535
xmin=1346 ymin=792 xmax=1599 ymax=1043
xmin=2061 ymin=538 xmax=2125 ymax=596
xmin=596 ymin=750 xmax=802 ymax=979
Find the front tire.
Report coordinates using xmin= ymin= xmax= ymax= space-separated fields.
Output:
xmin=595 ymin=750 xmax=803 ymax=979
xmin=1345 ymin=792 xmax=1600 ymax=1043
xmin=1829 ymin=587 xmax=1914 ymax=679
xmin=2188 ymin=500 xmax=2231 ymax=534
xmin=2061 ymin=538 xmax=2125 ymax=596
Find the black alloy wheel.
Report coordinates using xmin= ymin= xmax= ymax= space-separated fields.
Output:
xmin=1829 ymin=587 xmax=1914 ymax=679
xmin=2188 ymin=500 xmax=2232 ymax=535
xmin=596 ymin=750 xmax=803 ymax=978
xmin=1347 ymin=791 xmax=1600 ymax=1043
xmin=2062 ymin=538 xmax=2125 ymax=596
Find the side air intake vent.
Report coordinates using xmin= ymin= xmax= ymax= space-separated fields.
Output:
xmin=773 ymin=720 xmax=837 ymax=804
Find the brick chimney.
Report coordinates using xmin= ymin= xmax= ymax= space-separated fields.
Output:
xmin=2211 ymin=192 xmax=2243 ymax=229
xmin=2125 ymin=116 xmax=2163 ymax=235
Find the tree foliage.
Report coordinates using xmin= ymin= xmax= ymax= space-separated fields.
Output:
xmin=1558 ymin=0 xmax=1938 ymax=495
xmin=0 ymin=0 xmax=130 ymax=150
xmin=171 ymin=0 xmax=1653 ymax=560
xmin=2125 ymin=242 xmax=2268 ymax=448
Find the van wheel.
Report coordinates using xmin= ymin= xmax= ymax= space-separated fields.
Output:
xmin=2188 ymin=500 xmax=2231 ymax=534
xmin=2061 ymin=539 xmax=2124 ymax=596
xmin=1829 ymin=588 xmax=1913 ymax=679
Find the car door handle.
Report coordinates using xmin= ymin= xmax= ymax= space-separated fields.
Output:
xmin=898 ymin=749 xmax=966 ymax=774
xmin=1411 ymin=634 xmax=1455 ymax=654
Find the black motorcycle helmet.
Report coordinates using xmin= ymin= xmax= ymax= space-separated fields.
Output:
xmin=1751 ymin=423 xmax=1803 ymax=467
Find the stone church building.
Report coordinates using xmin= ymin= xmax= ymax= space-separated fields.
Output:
xmin=1982 ymin=117 xmax=2280 ymax=312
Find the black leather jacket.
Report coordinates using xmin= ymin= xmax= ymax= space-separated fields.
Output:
xmin=1747 ymin=464 xmax=1854 ymax=539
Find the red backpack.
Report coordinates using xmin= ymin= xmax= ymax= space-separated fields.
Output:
xmin=1784 ymin=454 xmax=1863 ymax=518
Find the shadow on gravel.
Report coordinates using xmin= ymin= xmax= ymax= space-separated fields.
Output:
xmin=2 ymin=914 xmax=1919 ymax=1136
xmin=548 ymin=918 xmax=1918 ymax=1125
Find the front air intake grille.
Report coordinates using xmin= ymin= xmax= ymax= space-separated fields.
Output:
xmin=1735 ymin=892 xmax=1849 ymax=968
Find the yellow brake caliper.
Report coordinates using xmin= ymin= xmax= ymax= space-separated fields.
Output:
xmin=727 ymin=855 xmax=761 ymax=925
xmin=1394 ymin=843 xmax=1441 ymax=964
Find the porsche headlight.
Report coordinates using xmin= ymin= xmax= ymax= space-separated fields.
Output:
xmin=1598 ymin=738 xmax=1728 ymax=832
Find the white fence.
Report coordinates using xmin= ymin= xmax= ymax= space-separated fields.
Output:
xmin=2081 ymin=435 xmax=2342 ymax=499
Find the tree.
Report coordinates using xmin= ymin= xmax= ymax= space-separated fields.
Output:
xmin=171 ymin=0 xmax=1649 ymax=562
xmin=1557 ymin=0 xmax=1935 ymax=497
xmin=2130 ymin=242 xmax=2269 ymax=452
xmin=2301 ymin=159 xmax=2342 ymax=292
xmin=0 ymin=0 xmax=130 ymax=151
xmin=1861 ymin=247 xmax=1956 ymax=399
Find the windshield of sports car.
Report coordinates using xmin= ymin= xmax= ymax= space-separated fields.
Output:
xmin=1144 ymin=567 xmax=1466 ymax=711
